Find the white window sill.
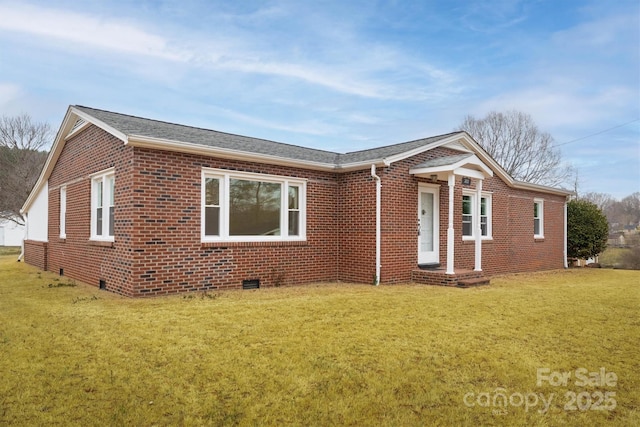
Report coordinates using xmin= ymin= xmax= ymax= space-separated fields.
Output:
xmin=88 ymin=239 xmax=114 ymax=248
xmin=201 ymin=239 xmax=308 ymax=248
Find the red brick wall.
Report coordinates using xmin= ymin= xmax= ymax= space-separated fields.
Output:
xmin=24 ymin=240 xmax=47 ymax=270
xmin=377 ymin=147 xmax=465 ymax=283
xmin=376 ymin=148 xmax=567 ymax=282
xmin=43 ymin=125 xmax=136 ymax=295
xmin=34 ymin=124 xmax=342 ymax=296
xmin=453 ymin=174 xmax=566 ymax=275
xmin=27 ymin=123 xmax=567 ymax=296
xmin=126 ymin=148 xmax=340 ymax=296
xmin=336 ymin=169 xmax=376 ymax=283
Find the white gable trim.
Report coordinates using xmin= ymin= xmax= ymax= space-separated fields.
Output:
xmin=441 ymin=133 xmax=572 ymax=197
xmin=410 ymin=154 xmax=494 ymax=179
xmin=71 ymin=107 xmax=128 ymax=143
xmin=381 ymin=133 xmax=467 ymax=165
xmin=22 ymin=107 xmax=131 ymax=214
xmin=21 ymin=107 xmax=571 ymax=216
xmin=21 ymin=108 xmax=77 ymax=214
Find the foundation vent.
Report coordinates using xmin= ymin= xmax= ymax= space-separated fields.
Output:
xmin=242 ymin=279 xmax=260 ymax=290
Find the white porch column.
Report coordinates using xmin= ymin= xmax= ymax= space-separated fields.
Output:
xmin=474 ymin=179 xmax=483 ymax=272
xmin=446 ymin=173 xmax=455 ymax=275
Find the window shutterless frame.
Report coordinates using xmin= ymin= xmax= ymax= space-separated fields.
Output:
xmin=462 ymin=189 xmax=493 ymax=240
xmin=201 ymin=168 xmax=306 ymax=242
xmin=59 ymin=186 xmax=66 ymax=238
xmin=534 ymin=198 xmax=544 ymax=238
xmin=90 ymin=168 xmax=115 ymax=242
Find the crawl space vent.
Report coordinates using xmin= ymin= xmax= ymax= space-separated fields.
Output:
xmin=242 ymin=279 xmax=260 ymax=290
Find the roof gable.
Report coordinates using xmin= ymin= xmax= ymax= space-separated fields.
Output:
xmin=21 ymin=105 xmax=571 ymax=214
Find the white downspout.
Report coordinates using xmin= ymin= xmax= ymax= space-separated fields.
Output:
xmin=563 ymin=198 xmax=568 ymax=268
xmin=18 ymin=213 xmax=26 ymax=262
xmin=371 ymin=164 xmax=381 ymax=285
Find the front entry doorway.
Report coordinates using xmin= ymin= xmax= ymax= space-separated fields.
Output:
xmin=418 ymin=185 xmax=439 ymax=265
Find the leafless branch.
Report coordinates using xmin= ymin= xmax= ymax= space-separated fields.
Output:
xmin=458 ymin=110 xmax=574 ymax=187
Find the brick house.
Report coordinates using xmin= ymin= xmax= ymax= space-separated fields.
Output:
xmin=21 ymin=106 xmax=571 ymax=296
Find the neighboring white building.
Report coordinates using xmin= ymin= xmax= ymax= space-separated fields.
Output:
xmin=0 ymin=217 xmax=25 ymax=246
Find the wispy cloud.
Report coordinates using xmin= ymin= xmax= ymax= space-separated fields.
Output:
xmin=204 ymin=105 xmax=343 ymax=137
xmin=0 ymin=2 xmax=187 ymax=61
xmin=458 ymin=0 xmax=529 ymax=33
xmin=0 ymin=2 xmax=459 ymax=101
xmin=475 ymin=85 xmax=637 ymax=130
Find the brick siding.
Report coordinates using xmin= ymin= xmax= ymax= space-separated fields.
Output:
xmin=23 ymin=240 xmax=47 ymax=270
xmin=375 ymin=149 xmax=566 ymax=283
xmin=25 ymin=124 xmax=568 ymax=296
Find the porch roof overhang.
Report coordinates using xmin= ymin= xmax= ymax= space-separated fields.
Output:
xmin=409 ymin=153 xmax=494 ymax=181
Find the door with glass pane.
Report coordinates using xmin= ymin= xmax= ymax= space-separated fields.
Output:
xmin=418 ymin=187 xmax=439 ymax=265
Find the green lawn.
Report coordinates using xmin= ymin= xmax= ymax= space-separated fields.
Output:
xmin=0 ymin=256 xmax=638 ymax=426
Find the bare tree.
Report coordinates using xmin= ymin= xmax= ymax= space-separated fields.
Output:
xmin=581 ymin=192 xmax=616 ymax=213
xmin=619 ymin=192 xmax=640 ymax=227
xmin=0 ymin=114 xmax=52 ymax=225
xmin=458 ymin=110 xmax=573 ymax=187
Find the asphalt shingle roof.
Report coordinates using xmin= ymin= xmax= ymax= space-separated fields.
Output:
xmin=412 ymin=153 xmax=474 ymax=169
xmin=75 ymin=105 xmax=462 ymax=167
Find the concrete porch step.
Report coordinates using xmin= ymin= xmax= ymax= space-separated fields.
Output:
xmin=457 ymin=277 xmax=491 ymax=288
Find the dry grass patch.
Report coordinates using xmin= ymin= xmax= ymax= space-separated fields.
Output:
xmin=0 ymin=246 xmax=20 ymax=256
xmin=0 ymin=257 xmax=638 ymax=426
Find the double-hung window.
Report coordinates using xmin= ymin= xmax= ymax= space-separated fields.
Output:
xmin=462 ymin=190 xmax=492 ymax=240
xmin=202 ymin=169 xmax=306 ymax=242
xmin=534 ymin=199 xmax=544 ymax=238
xmin=91 ymin=169 xmax=115 ymax=241
xmin=462 ymin=195 xmax=474 ymax=237
xmin=59 ymin=186 xmax=67 ymax=239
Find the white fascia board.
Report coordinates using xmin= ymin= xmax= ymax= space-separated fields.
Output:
xmin=442 ymin=140 xmax=474 ymax=153
xmin=22 ymin=106 xmax=132 ymax=214
xmin=453 ymin=133 xmax=513 ymax=183
xmin=512 ymin=180 xmax=574 ymax=196
xmin=455 ymin=133 xmax=573 ymax=196
xmin=70 ymin=107 xmax=128 ymax=143
xmin=64 ymin=120 xmax=91 ymax=141
xmin=453 ymin=167 xmax=486 ymax=180
xmin=336 ymin=134 xmax=473 ymax=172
xmin=459 ymin=156 xmax=494 ymax=177
xmin=336 ymin=159 xmax=390 ymax=172
xmin=383 ymin=133 xmax=465 ymax=165
xmin=126 ymin=135 xmax=337 ymax=172
xmin=409 ymin=155 xmax=493 ymax=179
xmin=21 ymin=107 xmax=77 ymax=213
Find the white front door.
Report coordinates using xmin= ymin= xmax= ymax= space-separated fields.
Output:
xmin=418 ymin=186 xmax=439 ymax=265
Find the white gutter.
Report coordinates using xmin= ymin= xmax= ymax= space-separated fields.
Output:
xmin=563 ymin=197 xmax=568 ymax=268
xmin=371 ymin=164 xmax=381 ymax=285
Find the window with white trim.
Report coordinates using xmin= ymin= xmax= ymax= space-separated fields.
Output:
xmin=91 ymin=169 xmax=115 ymax=241
xmin=462 ymin=190 xmax=492 ymax=239
xmin=462 ymin=195 xmax=473 ymax=237
xmin=202 ymin=169 xmax=306 ymax=242
xmin=59 ymin=186 xmax=66 ymax=238
xmin=534 ymin=199 xmax=544 ymax=238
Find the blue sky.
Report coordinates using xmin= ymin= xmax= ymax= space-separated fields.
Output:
xmin=0 ymin=0 xmax=638 ymax=199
